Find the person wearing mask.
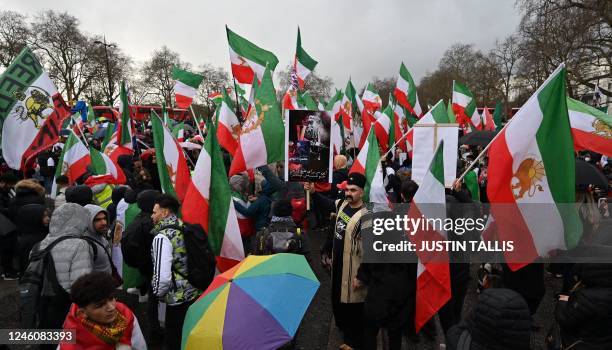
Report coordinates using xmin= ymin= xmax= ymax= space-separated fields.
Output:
xmin=150 ymin=194 xmax=201 ymax=350
xmin=305 ymin=173 xmax=368 ymax=349
xmin=16 ymin=204 xmax=50 ymax=274
xmin=60 ymin=271 xmax=146 ymax=350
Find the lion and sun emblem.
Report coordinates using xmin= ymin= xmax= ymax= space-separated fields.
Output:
xmin=12 ymin=87 xmax=53 ymax=129
xmin=511 ymin=157 xmax=546 ymax=199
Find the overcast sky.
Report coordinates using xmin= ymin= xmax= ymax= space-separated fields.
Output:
xmin=2 ymin=0 xmax=522 ymax=90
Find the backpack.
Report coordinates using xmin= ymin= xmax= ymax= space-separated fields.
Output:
xmin=255 ymin=224 xmax=303 ymax=255
xmin=19 ymin=235 xmax=98 ymax=328
xmin=121 ymin=215 xmax=154 ymax=271
xmin=160 ymin=223 xmax=216 ymax=291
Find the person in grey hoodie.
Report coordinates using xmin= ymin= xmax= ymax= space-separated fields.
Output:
xmin=36 ymin=203 xmax=93 ymax=330
xmin=84 ymin=204 xmax=112 ymax=274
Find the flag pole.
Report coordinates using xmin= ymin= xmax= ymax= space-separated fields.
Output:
xmin=72 ymin=117 xmax=90 ymax=148
xmin=232 ymin=78 xmax=243 ymax=123
xmin=189 ymin=105 xmax=205 ymax=138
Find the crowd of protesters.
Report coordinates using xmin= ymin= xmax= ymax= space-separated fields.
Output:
xmin=0 ymin=120 xmax=610 ymax=350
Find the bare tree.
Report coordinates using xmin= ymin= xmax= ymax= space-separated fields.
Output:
xmin=84 ymin=37 xmax=133 ymax=106
xmin=140 ymin=46 xmax=188 ymax=106
xmin=194 ymin=63 xmax=230 ymax=114
xmin=492 ymin=35 xmax=521 ymax=109
xmin=30 ymin=11 xmax=102 ymax=102
xmin=0 ymin=11 xmax=30 ymax=68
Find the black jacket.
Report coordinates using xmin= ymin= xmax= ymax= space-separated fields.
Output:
xmin=556 ymin=263 xmax=612 ymax=349
xmin=446 ymin=288 xmax=531 ymax=350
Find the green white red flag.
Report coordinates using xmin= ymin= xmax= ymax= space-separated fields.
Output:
xmin=172 ymin=123 xmax=186 ymax=142
xmin=51 ymin=131 xmax=90 ymax=198
xmin=362 ymin=83 xmax=382 ymax=111
xmin=339 ymin=79 xmax=362 ymax=131
xmin=216 ymin=90 xmax=241 ymax=156
xmin=406 ymin=101 xmax=450 ymax=156
xmin=151 ymin=110 xmax=191 ymax=202
xmin=172 ymin=66 xmax=204 ymax=108
xmin=86 ymin=146 xmax=127 ymax=186
xmin=294 ymin=27 xmax=318 ymax=89
xmin=327 ymin=90 xmax=345 ymax=155
xmin=0 ymin=47 xmax=71 ymax=170
xmin=182 ymin=121 xmax=245 ymax=272
xmin=349 ymin=128 xmax=387 ymax=203
xmin=226 ymin=26 xmax=279 ymax=84
xmin=408 ymin=140 xmax=451 ymax=331
xmin=394 ymin=62 xmax=422 ymax=117
xmin=567 ymin=97 xmax=612 ymax=156
xmin=208 ymin=92 xmax=223 ymax=106
xmin=487 ymin=64 xmax=583 ymax=270
xmin=452 ymin=81 xmax=481 ymax=131
xmin=229 ymin=66 xmax=284 ymax=176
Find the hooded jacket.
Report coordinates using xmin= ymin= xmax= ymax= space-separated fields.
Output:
xmin=446 ymin=288 xmax=531 ymax=350
xmin=556 ymin=263 xmax=612 ymax=349
xmin=37 ymin=203 xmax=93 ymax=292
xmin=234 ymin=180 xmax=274 ymax=232
xmin=9 ymin=179 xmax=46 ymax=221
xmin=84 ymin=204 xmax=112 ymax=274
xmin=122 ymin=190 xmax=158 ymax=278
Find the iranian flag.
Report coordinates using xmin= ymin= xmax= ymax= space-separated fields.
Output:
xmin=362 ymin=83 xmax=382 ymax=111
xmin=349 ymin=128 xmax=387 ymax=203
xmin=151 ymin=111 xmax=191 ymax=202
xmin=390 ymin=96 xmax=409 ymax=153
xmin=294 ymin=27 xmax=318 ymax=89
xmin=86 ymin=147 xmax=127 ymax=186
xmin=372 ymin=105 xmax=392 ymax=152
xmin=408 ymin=140 xmax=451 ymax=331
xmin=339 ymin=80 xmax=363 ymax=131
xmin=394 ymin=62 xmax=422 ymax=117
xmin=103 ymin=82 xmax=133 ymax=162
xmin=406 ymin=101 xmax=450 ymax=156
xmin=327 ymin=90 xmax=345 ymax=155
xmin=282 ymin=89 xmax=299 ymax=110
xmin=172 ymin=123 xmax=186 ymax=142
xmin=172 ymin=67 xmax=204 ymax=108
xmin=216 ymin=90 xmax=241 ymax=156
xmin=487 ymin=64 xmax=583 ymax=270
xmin=482 ymin=106 xmax=496 ymax=131
xmin=0 ymin=47 xmax=71 ymax=170
xmin=208 ymin=92 xmax=223 ymax=106
xmin=226 ymin=26 xmax=279 ymax=84
xmin=182 ymin=121 xmax=245 ymax=272
xmin=229 ymin=66 xmax=284 ymax=176
xmin=452 ymin=81 xmax=481 ymax=131
xmin=51 ymin=131 xmax=91 ymax=198
xmin=567 ymin=97 xmax=612 ymax=156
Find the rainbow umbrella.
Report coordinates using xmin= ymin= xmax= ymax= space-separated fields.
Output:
xmin=181 ymin=253 xmax=320 ymax=350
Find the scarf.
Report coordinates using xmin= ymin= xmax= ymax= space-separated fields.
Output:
xmin=79 ymin=311 xmax=128 ymax=345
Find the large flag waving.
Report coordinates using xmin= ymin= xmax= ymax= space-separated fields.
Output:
xmin=294 ymin=27 xmax=318 ymax=89
xmin=487 ymin=64 xmax=582 ymax=270
xmin=408 ymin=140 xmax=451 ymax=331
xmin=216 ymin=90 xmax=241 ymax=156
xmin=327 ymin=90 xmax=345 ymax=155
xmin=229 ymin=66 xmax=284 ymax=176
xmin=339 ymin=79 xmax=362 ymax=131
xmin=86 ymin=147 xmax=127 ymax=186
xmin=182 ymin=121 xmax=245 ymax=272
xmin=567 ymin=97 xmax=612 ymax=156
xmin=0 ymin=47 xmax=71 ymax=170
xmin=349 ymin=128 xmax=387 ymax=203
xmin=151 ymin=110 xmax=191 ymax=202
xmin=362 ymin=83 xmax=382 ymax=112
xmin=226 ymin=26 xmax=279 ymax=84
xmin=172 ymin=67 xmax=204 ymax=108
xmin=394 ymin=62 xmax=422 ymax=117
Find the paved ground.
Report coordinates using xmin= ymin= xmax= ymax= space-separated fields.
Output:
xmin=0 ymin=227 xmax=560 ymax=349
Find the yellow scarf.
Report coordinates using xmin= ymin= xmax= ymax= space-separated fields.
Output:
xmin=80 ymin=311 xmax=128 ymax=345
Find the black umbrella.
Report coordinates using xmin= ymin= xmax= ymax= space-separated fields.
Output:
xmin=575 ymin=158 xmax=608 ymax=190
xmin=459 ymin=130 xmax=498 ymax=146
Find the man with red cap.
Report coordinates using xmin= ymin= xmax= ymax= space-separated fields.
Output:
xmin=305 ymin=172 xmax=367 ymax=350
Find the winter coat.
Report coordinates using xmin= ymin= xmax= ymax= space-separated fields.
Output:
xmin=9 ymin=179 xmax=46 ymax=221
xmin=336 ymin=200 xmax=367 ymax=304
xmin=16 ymin=204 xmax=48 ymax=273
xmin=37 ymin=203 xmax=93 ymax=292
xmin=555 ymin=263 xmax=612 ymax=349
xmin=122 ymin=189 xmax=158 ymax=279
xmin=151 ymin=214 xmax=200 ymax=305
xmin=234 ymin=180 xmax=274 ymax=232
xmin=446 ymin=288 xmax=531 ymax=350
xmin=84 ymin=204 xmax=112 ymax=274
